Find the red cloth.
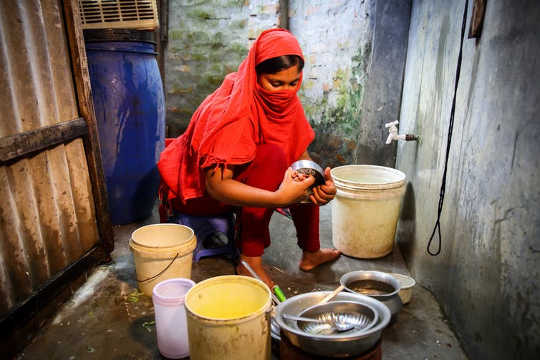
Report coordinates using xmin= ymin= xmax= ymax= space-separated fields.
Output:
xmin=158 ymin=28 xmax=315 ymax=202
xmin=172 ymin=143 xmax=320 ymax=256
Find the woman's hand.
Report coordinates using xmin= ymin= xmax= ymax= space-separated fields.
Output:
xmin=275 ymin=167 xmax=315 ymax=206
xmin=309 ymin=167 xmax=336 ymax=205
xmin=205 ymin=165 xmax=314 ymax=208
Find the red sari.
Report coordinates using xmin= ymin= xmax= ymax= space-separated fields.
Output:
xmin=158 ymin=28 xmax=315 ymax=202
xmin=158 ymin=29 xmax=319 ymax=256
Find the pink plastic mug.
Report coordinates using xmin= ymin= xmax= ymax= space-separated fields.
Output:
xmin=152 ymin=278 xmax=195 ymax=359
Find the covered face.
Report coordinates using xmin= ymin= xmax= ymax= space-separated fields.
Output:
xmin=257 ymin=59 xmax=303 ymax=92
xmin=253 ymin=30 xmax=304 ymax=95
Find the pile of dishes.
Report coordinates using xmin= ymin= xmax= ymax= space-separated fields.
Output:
xmin=271 ymin=270 xmax=416 ymax=357
xmin=274 ymin=291 xmax=391 ymax=358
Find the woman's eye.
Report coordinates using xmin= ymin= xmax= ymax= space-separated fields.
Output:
xmin=271 ymin=81 xmax=282 ymax=87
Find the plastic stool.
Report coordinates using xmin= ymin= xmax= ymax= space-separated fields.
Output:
xmin=170 ymin=211 xmax=237 ymax=262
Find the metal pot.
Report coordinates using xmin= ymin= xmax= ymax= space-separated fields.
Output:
xmin=340 ymin=270 xmax=403 ymax=318
xmin=290 ymin=160 xmax=325 ymax=186
xmin=275 ymin=291 xmax=391 ymax=358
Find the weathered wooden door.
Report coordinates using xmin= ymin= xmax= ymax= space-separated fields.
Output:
xmin=0 ymin=0 xmax=113 ymax=354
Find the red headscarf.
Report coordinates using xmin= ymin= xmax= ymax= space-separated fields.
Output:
xmin=158 ymin=28 xmax=315 ymax=202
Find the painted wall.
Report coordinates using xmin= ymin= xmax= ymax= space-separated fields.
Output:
xmin=396 ymin=0 xmax=540 ymax=358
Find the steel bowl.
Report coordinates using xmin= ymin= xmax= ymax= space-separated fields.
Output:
xmin=290 ymin=160 xmax=325 ymax=187
xmin=340 ymin=271 xmax=403 ymax=318
xmin=271 ymin=316 xmax=281 ymax=341
xmin=390 ymin=273 xmax=416 ymax=304
xmin=275 ymin=291 xmax=391 ymax=358
xmin=297 ymin=300 xmax=378 ymax=335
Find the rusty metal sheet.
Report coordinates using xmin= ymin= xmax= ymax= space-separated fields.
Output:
xmin=0 ymin=0 xmax=99 ymax=316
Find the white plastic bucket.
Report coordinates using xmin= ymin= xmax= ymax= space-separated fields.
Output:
xmin=153 ymin=278 xmax=195 ymax=359
xmin=184 ymin=275 xmax=272 ymax=360
xmin=130 ymin=224 xmax=197 ymax=296
xmin=331 ymin=165 xmax=406 ymax=258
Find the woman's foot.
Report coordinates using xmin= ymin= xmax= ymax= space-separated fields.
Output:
xmin=236 ymin=255 xmax=275 ymax=289
xmin=299 ymin=248 xmax=341 ymax=271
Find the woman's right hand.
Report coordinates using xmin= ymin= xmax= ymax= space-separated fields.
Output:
xmin=275 ymin=167 xmax=315 ymax=206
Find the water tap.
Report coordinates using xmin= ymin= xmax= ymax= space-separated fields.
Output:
xmin=385 ymin=121 xmax=418 ymax=144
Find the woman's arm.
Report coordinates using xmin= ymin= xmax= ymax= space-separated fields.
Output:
xmin=205 ymin=165 xmax=314 ymax=208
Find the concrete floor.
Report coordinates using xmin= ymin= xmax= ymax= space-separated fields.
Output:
xmin=18 ymin=205 xmax=468 ymax=359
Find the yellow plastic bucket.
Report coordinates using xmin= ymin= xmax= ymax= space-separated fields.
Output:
xmin=331 ymin=165 xmax=406 ymax=258
xmin=129 ymin=224 xmax=197 ymax=296
xmin=185 ymin=275 xmax=272 ymax=360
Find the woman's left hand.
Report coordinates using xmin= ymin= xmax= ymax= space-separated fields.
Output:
xmin=310 ymin=167 xmax=336 ymax=205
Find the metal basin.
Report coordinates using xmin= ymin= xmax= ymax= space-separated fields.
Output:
xmin=275 ymin=291 xmax=391 ymax=358
xmin=340 ymin=270 xmax=403 ymax=318
xmin=298 ymin=301 xmax=378 ymax=335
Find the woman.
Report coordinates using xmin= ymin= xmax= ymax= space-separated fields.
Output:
xmin=158 ymin=28 xmax=340 ymax=288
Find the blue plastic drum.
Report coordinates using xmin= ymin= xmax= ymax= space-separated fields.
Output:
xmin=85 ymin=30 xmax=164 ymax=224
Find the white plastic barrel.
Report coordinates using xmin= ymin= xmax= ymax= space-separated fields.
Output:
xmin=331 ymin=165 xmax=406 ymax=258
xmin=130 ymin=224 xmax=197 ymax=296
xmin=153 ymin=278 xmax=195 ymax=359
xmin=185 ymin=275 xmax=272 ymax=360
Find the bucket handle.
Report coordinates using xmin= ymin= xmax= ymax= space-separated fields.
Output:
xmin=136 ymin=253 xmax=179 ymax=283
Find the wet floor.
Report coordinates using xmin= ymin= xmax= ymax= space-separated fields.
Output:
xmin=18 ymin=205 xmax=468 ymax=359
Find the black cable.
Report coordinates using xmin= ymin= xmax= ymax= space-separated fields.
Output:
xmin=427 ymin=0 xmax=469 ymax=256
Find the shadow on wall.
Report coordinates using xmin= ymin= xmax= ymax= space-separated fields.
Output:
xmin=397 ymin=183 xmax=416 ymax=267
xmin=308 ymin=131 xmax=355 ymax=169
xmin=166 ymin=122 xmax=189 ymax=138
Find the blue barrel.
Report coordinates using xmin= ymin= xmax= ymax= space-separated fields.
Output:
xmin=85 ymin=30 xmax=165 ymax=225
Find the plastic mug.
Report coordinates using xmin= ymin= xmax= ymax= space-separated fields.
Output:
xmin=152 ymin=278 xmax=196 ymax=359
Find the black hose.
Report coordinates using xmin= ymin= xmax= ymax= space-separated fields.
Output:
xmin=427 ymin=0 xmax=469 ymax=256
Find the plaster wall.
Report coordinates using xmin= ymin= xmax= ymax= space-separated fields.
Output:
xmin=290 ymin=0 xmax=410 ymax=167
xmin=396 ymin=0 xmax=540 ymax=358
xmin=165 ymin=0 xmax=280 ymax=135
xmin=288 ymin=0 xmax=373 ymax=166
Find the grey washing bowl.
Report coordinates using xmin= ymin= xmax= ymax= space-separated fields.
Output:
xmin=275 ymin=291 xmax=391 ymax=358
xmin=340 ymin=270 xmax=403 ymax=318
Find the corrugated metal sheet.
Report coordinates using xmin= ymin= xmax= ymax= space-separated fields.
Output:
xmin=0 ymin=0 xmax=99 ymax=315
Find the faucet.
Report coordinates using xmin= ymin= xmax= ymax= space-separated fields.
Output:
xmin=385 ymin=121 xmax=418 ymax=144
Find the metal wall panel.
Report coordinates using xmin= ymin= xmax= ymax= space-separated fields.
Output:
xmin=0 ymin=0 xmax=99 ymax=316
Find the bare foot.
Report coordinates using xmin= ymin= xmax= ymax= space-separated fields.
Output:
xmin=236 ymin=255 xmax=275 ymax=289
xmin=300 ymin=248 xmax=341 ymax=271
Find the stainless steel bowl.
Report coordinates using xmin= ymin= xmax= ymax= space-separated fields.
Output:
xmin=290 ymin=160 xmax=325 ymax=187
xmin=298 ymin=300 xmax=378 ymax=335
xmin=271 ymin=317 xmax=281 ymax=341
xmin=275 ymin=291 xmax=391 ymax=358
xmin=340 ymin=271 xmax=403 ymax=318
